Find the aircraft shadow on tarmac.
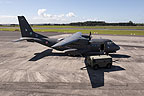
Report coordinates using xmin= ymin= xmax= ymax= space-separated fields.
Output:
xmin=29 ymin=49 xmax=67 ymax=61
xmin=82 ymin=58 xmax=125 ymax=88
xmin=29 ymin=49 xmax=126 ymax=88
xmin=29 ymin=49 xmax=89 ymax=61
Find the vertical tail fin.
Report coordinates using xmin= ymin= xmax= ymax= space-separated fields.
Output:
xmin=18 ymin=16 xmax=47 ymax=38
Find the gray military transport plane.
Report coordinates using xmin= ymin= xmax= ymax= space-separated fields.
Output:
xmin=15 ymin=16 xmax=120 ymax=56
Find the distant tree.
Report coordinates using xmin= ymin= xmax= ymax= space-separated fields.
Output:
xmin=129 ymin=21 xmax=133 ymax=24
xmin=10 ymin=24 xmax=16 ymax=27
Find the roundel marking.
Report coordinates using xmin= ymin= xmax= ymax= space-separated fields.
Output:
xmin=30 ymin=32 xmax=33 ymax=35
xmin=45 ymin=41 xmax=48 ymax=44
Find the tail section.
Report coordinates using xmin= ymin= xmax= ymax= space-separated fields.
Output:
xmin=16 ymin=16 xmax=57 ymax=47
xmin=18 ymin=16 xmax=47 ymax=38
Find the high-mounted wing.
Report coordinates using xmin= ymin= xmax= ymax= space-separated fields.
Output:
xmin=52 ymin=32 xmax=82 ymax=48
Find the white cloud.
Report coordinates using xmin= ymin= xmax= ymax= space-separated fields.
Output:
xmin=35 ymin=9 xmax=77 ymax=23
xmin=66 ymin=12 xmax=76 ymax=17
xmin=38 ymin=9 xmax=65 ymax=18
xmin=37 ymin=9 xmax=76 ymax=19
xmin=38 ymin=9 xmax=47 ymax=16
xmin=35 ymin=9 xmax=100 ymax=23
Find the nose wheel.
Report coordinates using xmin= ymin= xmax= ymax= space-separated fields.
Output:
xmin=105 ymin=52 xmax=109 ymax=55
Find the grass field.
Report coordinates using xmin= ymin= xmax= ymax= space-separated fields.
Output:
xmin=32 ymin=25 xmax=144 ymax=30
xmin=1 ymin=27 xmax=144 ymax=36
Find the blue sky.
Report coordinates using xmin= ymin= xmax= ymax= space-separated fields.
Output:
xmin=0 ymin=0 xmax=144 ymax=24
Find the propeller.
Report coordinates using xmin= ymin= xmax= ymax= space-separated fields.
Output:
xmin=89 ymin=31 xmax=92 ymax=40
xmin=81 ymin=31 xmax=92 ymax=41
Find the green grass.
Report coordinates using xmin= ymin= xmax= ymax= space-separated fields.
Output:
xmin=0 ymin=28 xmax=19 ymax=31
xmin=32 ymin=25 xmax=144 ymax=30
xmin=1 ymin=27 xmax=144 ymax=36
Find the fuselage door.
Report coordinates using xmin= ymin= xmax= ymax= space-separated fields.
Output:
xmin=100 ymin=44 xmax=105 ymax=51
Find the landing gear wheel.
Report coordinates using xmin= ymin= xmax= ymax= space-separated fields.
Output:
xmin=106 ymin=52 xmax=109 ymax=55
xmin=107 ymin=63 xmax=112 ymax=69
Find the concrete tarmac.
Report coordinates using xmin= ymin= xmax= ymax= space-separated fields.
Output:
xmin=0 ymin=31 xmax=144 ymax=96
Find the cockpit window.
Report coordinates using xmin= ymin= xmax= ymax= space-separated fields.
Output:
xmin=107 ymin=41 xmax=114 ymax=45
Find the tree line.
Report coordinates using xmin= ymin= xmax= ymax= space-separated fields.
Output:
xmin=0 ymin=21 xmax=144 ymax=26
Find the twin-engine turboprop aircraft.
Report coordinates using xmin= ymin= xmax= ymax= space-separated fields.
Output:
xmin=15 ymin=16 xmax=120 ymax=56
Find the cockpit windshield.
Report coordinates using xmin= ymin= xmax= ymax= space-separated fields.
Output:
xmin=107 ymin=41 xmax=114 ymax=45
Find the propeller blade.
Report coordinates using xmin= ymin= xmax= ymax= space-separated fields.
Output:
xmin=89 ymin=31 xmax=91 ymax=36
xmin=89 ymin=31 xmax=92 ymax=40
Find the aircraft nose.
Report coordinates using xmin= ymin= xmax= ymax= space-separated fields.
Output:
xmin=116 ymin=45 xmax=120 ymax=51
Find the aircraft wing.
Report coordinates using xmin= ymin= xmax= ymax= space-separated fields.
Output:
xmin=52 ymin=32 xmax=82 ymax=48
